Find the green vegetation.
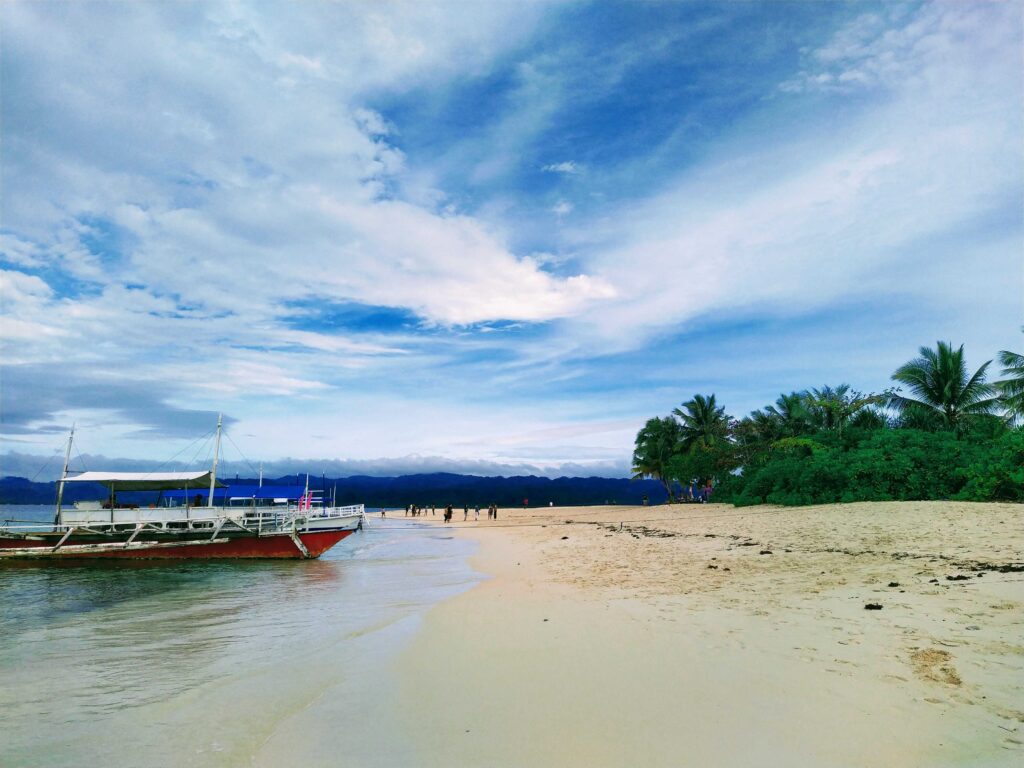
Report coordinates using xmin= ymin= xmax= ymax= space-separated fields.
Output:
xmin=890 ymin=341 xmax=998 ymax=432
xmin=997 ymin=329 xmax=1024 ymax=423
xmin=632 ymin=337 xmax=1024 ymax=506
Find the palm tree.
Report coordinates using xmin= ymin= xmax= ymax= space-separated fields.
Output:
xmin=732 ymin=409 xmax=780 ymax=466
xmin=632 ymin=416 xmax=682 ymax=500
xmin=997 ymin=342 xmax=1024 ymax=422
xmin=890 ymin=341 xmax=998 ymax=432
xmin=995 ymin=327 xmax=1024 ymax=422
xmin=806 ymin=384 xmax=888 ymax=435
xmin=848 ymin=406 xmax=888 ymax=430
xmin=764 ymin=392 xmax=812 ymax=436
xmin=895 ymin=402 xmax=944 ymax=431
xmin=673 ymin=394 xmax=731 ymax=452
xmin=746 ymin=409 xmax=784 ymax=443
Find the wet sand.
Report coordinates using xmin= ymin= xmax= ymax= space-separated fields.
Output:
xmin=396 ymin=502 xmax=1023 ymax=766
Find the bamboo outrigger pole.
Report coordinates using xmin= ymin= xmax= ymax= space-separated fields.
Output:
xmin=54 ymin=424 xmax=75 ymax=525
xmin=208 ymin=413 xmax=222 ymax=508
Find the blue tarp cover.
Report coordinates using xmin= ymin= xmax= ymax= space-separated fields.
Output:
xmin=162 ymin=485 xmax=306 ymax=501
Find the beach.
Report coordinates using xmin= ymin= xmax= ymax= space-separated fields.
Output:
xmin=395 ymin=501 xmax=1023 ymax=767
xmin=3 ymin=501 xmax=1021 ymax=767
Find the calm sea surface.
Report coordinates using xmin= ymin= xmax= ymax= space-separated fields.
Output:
xmin=0 ymin=505 xmax=479 ymax=767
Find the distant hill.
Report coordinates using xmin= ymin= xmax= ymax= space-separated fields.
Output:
xmin=0 ymin=473 xmax=666 ymax=508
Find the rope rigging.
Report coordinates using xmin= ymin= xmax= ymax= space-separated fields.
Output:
xmin=222 ymin=428 xmax=260 ymax=478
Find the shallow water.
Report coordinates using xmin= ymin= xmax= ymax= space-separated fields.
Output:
xmin=0 ymin=506 xmax=479 ymax=767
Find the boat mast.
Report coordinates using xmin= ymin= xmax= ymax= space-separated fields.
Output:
xmin=54 ymin=424 xmax=75 ymax=525
xmin=258 ymin=462 xmax=263 ymax=488
xmin=208 ymin=413 xmax=222 ymax=508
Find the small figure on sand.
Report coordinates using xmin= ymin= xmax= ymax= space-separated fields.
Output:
xmin=463 ymin=504 xmax=468 ymax=521
xmin=444 ymin=504 xmax=453 ymax=523
xmin=474 ymin=504 xmax=480 ymax=521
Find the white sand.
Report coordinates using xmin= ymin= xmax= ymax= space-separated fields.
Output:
xmin=396 ymin=502 xmax=1023 ymax=766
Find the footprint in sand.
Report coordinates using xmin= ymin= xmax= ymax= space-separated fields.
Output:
xmin=910 ymin=648 xmax=962 ymax=686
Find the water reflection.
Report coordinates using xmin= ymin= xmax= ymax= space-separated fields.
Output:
xmin=0 ymin=518 xmax=480 ymax=767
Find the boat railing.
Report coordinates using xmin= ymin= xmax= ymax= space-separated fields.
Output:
xmin=1 ymin=504 xmax=366 ymax=535
xmin=303 ymin=504 xmax=364 ymax=519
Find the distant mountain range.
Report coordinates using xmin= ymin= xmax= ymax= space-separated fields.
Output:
xmin=0 ymin=473 xmax=666 ymax=508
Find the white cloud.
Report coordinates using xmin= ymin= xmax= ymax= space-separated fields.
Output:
xmin=551 ymin=200 xmax=574 ymax=216
xmin=780 ymin=2 xmax=1016 ymax=94
xmin=566 ymin=1 xmax=1021 ymax=352
xmin=0 ymin=271 xmax=67 ymax=355
xmin=1 ymin=0 xmax=613 ymax=377
xmin=310 ymin=197 xmax=614 ymax=324
xmin=353 ymin=107 xmax=392 ymax=137
xmin=0 ymin=234 xmax=44 ymax=268
xmin=543 ymin=161 xmax=580 ymax=174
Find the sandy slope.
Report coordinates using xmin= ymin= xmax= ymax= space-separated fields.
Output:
xmin=396 ymin=501 xmax=1023 ymax=767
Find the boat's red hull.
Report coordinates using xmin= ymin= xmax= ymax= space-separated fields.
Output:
xmin=0 ymin=529 xmax=354 ymax=560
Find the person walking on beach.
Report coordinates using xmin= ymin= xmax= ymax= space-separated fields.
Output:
xmin=474 ymin=504 xmax=480 ymax=521
xmin=463 ymin=504 xmax=468 ymax=521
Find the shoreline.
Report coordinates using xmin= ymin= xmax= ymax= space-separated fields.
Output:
xmin=0 ymin=518 xmax=484 ymax=768
xmin=394 ymin=501 xmax=1023 ymax=767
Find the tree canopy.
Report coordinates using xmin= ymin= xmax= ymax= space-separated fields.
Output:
xmin=632 ymin=337 xmax=1020 ymax=506
xmin=889 ymin=341 xmax=998 ymax=432
xmin=997 ymin=329 xmax=1024 ymax=422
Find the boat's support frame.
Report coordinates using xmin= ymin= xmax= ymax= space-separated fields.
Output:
xmin=289 ymin=532 xmax=311 ymax=558
xmin=1 ymin=537 xmax=233 ymax=558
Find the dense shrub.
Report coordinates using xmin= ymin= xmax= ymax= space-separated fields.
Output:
xmin=954 ymin=430 xmax=1024 ymax=502
xmin=715 ymin=429 xmax=1020 ymax=507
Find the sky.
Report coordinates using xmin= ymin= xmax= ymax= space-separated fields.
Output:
xmin=1 ymin=0 xmax=1022 ymax=480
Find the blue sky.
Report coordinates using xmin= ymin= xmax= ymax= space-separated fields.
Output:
xmin=1 ymin=1 xmax=1021 ymax=478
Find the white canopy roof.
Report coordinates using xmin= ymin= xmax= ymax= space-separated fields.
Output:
xmin=64 ymin=471 xmax=224 ymax=491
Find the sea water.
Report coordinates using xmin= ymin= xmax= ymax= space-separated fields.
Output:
xmin=0 ymin=506 xmax=480 ymax=767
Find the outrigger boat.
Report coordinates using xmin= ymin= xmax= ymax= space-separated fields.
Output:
xmin=0 ymin=417 xmax=365 ymax=560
